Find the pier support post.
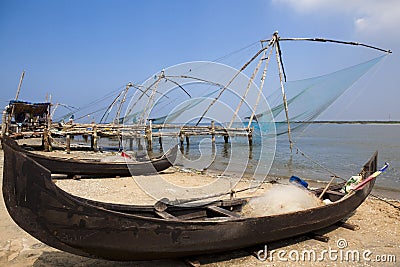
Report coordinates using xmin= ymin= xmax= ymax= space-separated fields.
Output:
xmin=90 ymin=125 xmax=98 ymax=152
xmin=248 ymin=127 xmax=253 ymax=146
xmin=211 ymin=121 xmax=215 ymax=143
xmin=145 ymin=120 xmax=153 ymax=151
xmin=224 ymin=135 xmax=229 ymax=143
xmin=93 ymin=126 xmax=98 ymax=152
xmin=66 ymin=134 xmax=71 ymax=154
xmin=137 ymin=137 xmax=143 ymax=150
xmin=185 ymin=135 xmax=190 ymax=146
xmin=159 ymin=136 xmax=163 ymax=148
xmin=179 ymin=132 xmax=184 ymax=147
xmin=129 ymin=138 xmax=133 ymax=150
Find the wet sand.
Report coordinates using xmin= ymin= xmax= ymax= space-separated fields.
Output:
xmin=0 ymin=149 xmax=399 ymax=266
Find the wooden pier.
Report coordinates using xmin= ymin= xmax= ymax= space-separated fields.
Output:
xmin=48 ymin=121 xmax=255 ymax=152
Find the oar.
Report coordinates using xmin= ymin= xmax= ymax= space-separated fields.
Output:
xmin=350 ymin=163 xmax=389 ymax=191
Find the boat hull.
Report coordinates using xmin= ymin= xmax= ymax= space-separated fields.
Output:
xmin=2 ymin=139 xmax=377 ymax=260
xmin=3 ymin=135 xmax=176 ymax=176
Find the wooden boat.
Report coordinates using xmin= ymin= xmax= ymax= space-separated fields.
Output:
xmin=2 ymin=135 xmax=177 ymax=176
xmin=2 ymin=137 xmax=377 ymax=261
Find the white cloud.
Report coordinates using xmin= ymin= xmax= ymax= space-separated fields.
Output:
xmin=274 ymin=0 xmax=400 ymax=39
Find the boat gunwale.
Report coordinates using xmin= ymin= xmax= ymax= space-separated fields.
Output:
xmin=2 ymin=137 xmax=376 ymax=225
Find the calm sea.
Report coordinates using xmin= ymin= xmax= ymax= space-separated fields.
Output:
xmin=165 ymin=124 xmax=400 ymax=194
xmin=94 ymin=123 xmax=399 ymax=195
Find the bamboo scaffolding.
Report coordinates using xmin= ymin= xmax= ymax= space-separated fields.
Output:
xmin=228 ymin=48 xmax=267 ymax=128
xmin=247 ymin=43 xmax=274 ymax=128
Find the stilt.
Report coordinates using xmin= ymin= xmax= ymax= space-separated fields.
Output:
xmin=224 ymin=135 xmax=229 ymax=143
xmin=179 ymin=132 xmax=184 ymax=146
xmin=66 ymin=134 xmax=71 ymax=154
xmin=158 ymin=136 xmax=163 ymax=148
xmin=93 ymin=127 xmax=98 ymax=152
xmin=248 ymin=128 xmax=253 ymax=146
xmin=185 ymin=135 xmax=190 ymax=146
xmin=129 ymin=138 xmax=133 ymax=150
xmin=248 ymin=144 xmax=253 ymax=159
xmin=211 ymin=121 xmax=215 ymax=143
xmin=137 ymin=137 xmax=143 ymax=150
xmin=90 ymin=134 xmax=94 ymax=150
xmin=145 ymin=120 xmax=153 ymax=151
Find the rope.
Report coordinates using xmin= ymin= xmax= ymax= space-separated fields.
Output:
xmin=291 ymin=142 xmax=345 ymax=181
xmin=292 ymin=142 xmax=400 ymax=210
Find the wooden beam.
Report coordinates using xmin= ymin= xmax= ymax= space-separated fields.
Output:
xmin=206 ymin=206 xmax=241 ymax=218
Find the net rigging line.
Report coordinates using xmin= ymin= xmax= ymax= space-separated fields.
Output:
xmin=292 ymin=141 xmax=400 ymax=210
xmin=54 ymin=84 xmax=126 ymax=122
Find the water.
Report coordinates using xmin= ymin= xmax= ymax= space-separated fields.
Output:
xmin=171 ymin=124 xmax=400 ymax=193
xmin=75 ymin=123 xmax=400 ymax=194
xmin=272 ymin=124 xmax=400 ymax=192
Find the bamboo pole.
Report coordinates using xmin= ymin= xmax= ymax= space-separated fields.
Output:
xmin=15 ymin=70 xmax=25 ymax=101
xmin=211 ymin=120 xmax=215 ymax=143
xmin=93 ymin=125 xmax=98 ymax=152
xmin=66 ymin=134 xmax=71 ymax=154
xmin=115 ymin=82 xmax=133 ymax=124
xmin=247 ymin=45 xmax=274 ymax=128
xmin=228 ymin=48 xmax=267 ymax=128
xmin=278 ymin=37 xmax=392 ymax=54
xmin=139 ymin=71 xmax=164 ymax=125
xmin=185 ymin=135 xmax=190 ymax=146
xmin=248 ymin=127 xmax=253 ymax=146
xmin=195 ymin=38 xmax=273 ymax=126
xmin=145 ymin=119 xmax=153 ymax=151
xmin=274 ymin=34 xmax=293 ymax=152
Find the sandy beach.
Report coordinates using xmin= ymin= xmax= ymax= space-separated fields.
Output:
xmin=0 ymin=148 xmax=399 ymax=266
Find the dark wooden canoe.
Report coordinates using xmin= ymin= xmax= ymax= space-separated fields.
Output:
xmin=2 ymin=138 xmax=377 ymax=261
xmin=2 ymin=135 xmax=177 ymax=176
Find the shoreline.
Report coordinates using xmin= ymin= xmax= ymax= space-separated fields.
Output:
xmin=204 ymin=168 xmax=400 ymax=201
xmin=1 ymin=149 xmax=399 ymax=266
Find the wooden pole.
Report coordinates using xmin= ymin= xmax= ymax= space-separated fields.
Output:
xmin=93 ymin=126 xmax=98 ymax=152
xmin=274 ymin=33 xmax=293 ymax=152
xmin=146 ymin=120 xmax=153 ymax=151
xmin=158 ymin=136 xmax=162 ymax=148
xmin=179 ymin=132 xmax=184 ymax=147
xmin=247 ymin=46 xmax=274 ymax=128
xmin=224 ymin=135 xmax=229 ymax=143
xmin=185 ymin=135 xmax=190 ymax=146
xmin=66 ymin=134 xmax=71 ymax=154
xmin=139 ymin=72 xmax=164 ymax=125
xmin=115 ymin=82 xmax=133 ymax=124
xmin=15 ymin=70 xmax=25 ymax=101
xmin=248 ymin=127 xmax=253 ymax=146
xmin=137 ymin=137 xmax=143 ymax=150
xmin=44 ymin=104 xmax=52 ymax=151
xmin=228 ymin=49 xmax=267 ymax=128
xmin=90 ymin=133 xmax=94 ymax=150
xmin=211 ymin=120 xmax=215 ymax=143
xmin=196 ymin=38 xmax=273 ymax=126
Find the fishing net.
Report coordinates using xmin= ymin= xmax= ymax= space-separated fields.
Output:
xmin=122 ymin=61 xmax=276 ymax=204
xmin=263 ymin=55 xmax=385 ymax=135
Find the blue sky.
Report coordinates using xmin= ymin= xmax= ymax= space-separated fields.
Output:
xmin=1 ymin=0 xmax=399 ymax=121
